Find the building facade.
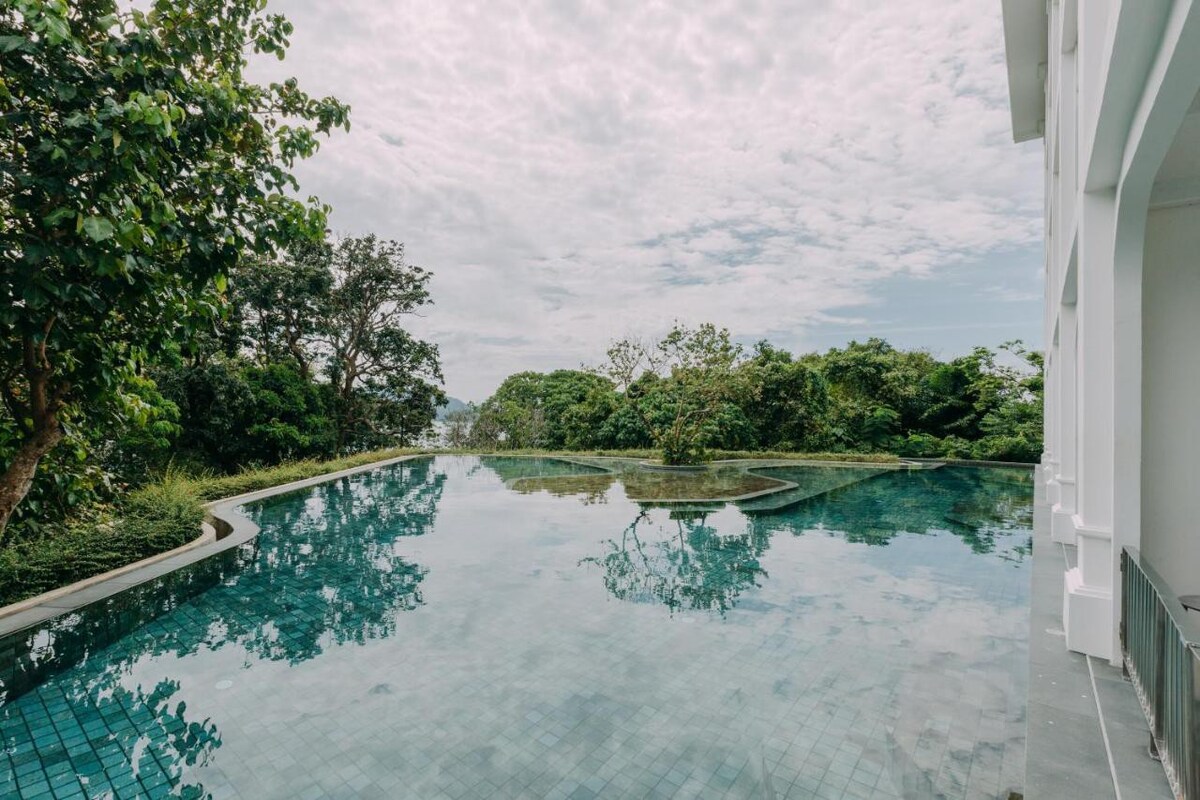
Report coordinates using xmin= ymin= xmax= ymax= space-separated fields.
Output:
xmin=1003 ymin=0 xmax=1200 ymax=661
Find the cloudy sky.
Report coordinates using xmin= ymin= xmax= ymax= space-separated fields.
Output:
xmin=255 ymin=0 xmax=1044 ymax=402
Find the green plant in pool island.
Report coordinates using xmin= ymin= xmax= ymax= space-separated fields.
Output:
xmin=0 ymin=0 xmax=349 ymax=534
xmin=600 ymin=324 xmax=750 ymax=466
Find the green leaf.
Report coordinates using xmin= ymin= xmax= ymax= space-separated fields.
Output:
xmin=43 ymin=207 xmax=75 ymax=227
xmin=82 ymin=216 xmax=115 ymax=242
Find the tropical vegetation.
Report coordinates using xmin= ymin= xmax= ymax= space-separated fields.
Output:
xmin=452 ymin=331 xmax=1043 ymax=466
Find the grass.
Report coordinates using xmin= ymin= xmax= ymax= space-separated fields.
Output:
xmin=0 ymin=446 xmax=899 ymax=608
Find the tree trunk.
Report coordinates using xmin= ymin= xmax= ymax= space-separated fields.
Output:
xmin=0 ymin=418 xmax=64 ymax=536
xmin=1 ymin=326 xmax=68 ymax=537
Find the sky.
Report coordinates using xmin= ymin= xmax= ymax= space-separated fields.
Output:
xmin=253 ymin=0 xmax=1045 ymax=402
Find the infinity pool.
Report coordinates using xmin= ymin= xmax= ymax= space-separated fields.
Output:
xmin=0 ymin=456 xmax=1032 ymax=799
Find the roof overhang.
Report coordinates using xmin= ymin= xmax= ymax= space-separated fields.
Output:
xmin=1001 ymin=0 xmax=1048 ymax=143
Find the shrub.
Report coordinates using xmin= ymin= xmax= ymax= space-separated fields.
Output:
xmin=0 ymin=482 xmax=204 ymax=607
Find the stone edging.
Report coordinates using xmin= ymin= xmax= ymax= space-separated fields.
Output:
xmin=905 ymin=457 xmax=1036 ymax=469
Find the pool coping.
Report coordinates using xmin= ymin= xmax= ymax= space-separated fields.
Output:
xmin=507 ymin=457 xmax=804 ymax=504
xmin=0 ymin=452 xmax=938 ymax=640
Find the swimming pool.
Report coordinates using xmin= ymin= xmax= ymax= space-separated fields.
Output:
xmin=0 ymin=456 xmax=1032 ymax=799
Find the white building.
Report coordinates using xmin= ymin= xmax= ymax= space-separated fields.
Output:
xmin=1003 ymin=0 xmax=1200 ymax=662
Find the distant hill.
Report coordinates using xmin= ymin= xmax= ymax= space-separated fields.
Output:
xmin=436 ymin=397 xmax=470 ymax=420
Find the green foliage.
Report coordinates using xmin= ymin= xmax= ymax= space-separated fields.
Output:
xmin=0 ymin=479 xmax=204 ymax=606
xmin=471 ymin=370 xmax=616 ymax=449
xmin=741 ymin=342 xmax=831 ymax=450
xmin=154 ymin=358 xmax=334 ymax=472
xmin=323 ymin=235 xmax=445 ymax=453
xmin=231 ymin=244 xmax=333 ymax=376
xmin=471 ymin=333 xmax=1043 ymax=465
xmin=139 ymin=234 xmax=446 ymax=473
xmin=96 ymin=372 xmax=181 ymax=485
xmin=0 ymin=0 xmax=349 ymax=531
xmin=599 ymin=323 xmax=749 ymax=465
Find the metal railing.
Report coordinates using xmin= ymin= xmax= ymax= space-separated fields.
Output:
xmin=1120 ymin=546 xmax=1200 ymax=800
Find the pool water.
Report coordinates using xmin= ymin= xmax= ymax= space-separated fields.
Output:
xmin=0 ymin=456 xmax=1032 ymax=800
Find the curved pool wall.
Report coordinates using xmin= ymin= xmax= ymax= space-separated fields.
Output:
xmin=0 ymin=456 xmax=1033 ymax=800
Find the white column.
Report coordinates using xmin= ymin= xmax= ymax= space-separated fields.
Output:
xmin=1064 ymin=189 xmax=1115 ymax=660
xmin=1051 ymin=302 xmax=1078 ymax=544
xmin=1043 ymin=342 xmax=1060 ymax=502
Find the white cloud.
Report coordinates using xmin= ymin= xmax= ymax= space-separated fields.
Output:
xmin=253 ymin=0 xmax=1043 ymax=400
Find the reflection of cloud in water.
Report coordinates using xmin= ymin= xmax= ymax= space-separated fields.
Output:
xmin=746 ymin=532 xmax=1027 ymax=798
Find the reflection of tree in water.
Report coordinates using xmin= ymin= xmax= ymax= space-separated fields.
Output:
xmin=473 ymin=455 xmax=610 ymax=483
xmin=581 ymin=509 xmax=770 ymax=614
xmin=1 ymin=670 xmax=222 ymax=799
xmin=748 ymin=466 xmax=1033 ymax=558
xmin=1 ymin=459 xmax=449 ymax=800
xmin=186 ymin=458 xmax=448 ymax=663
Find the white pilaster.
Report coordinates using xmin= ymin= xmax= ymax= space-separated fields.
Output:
xmin=1064 ymin=189 xmax=1115 ymax=660
xmin=1051 ymin=302 xmax=1078 ymax=544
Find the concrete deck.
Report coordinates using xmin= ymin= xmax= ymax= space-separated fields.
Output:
xmin=1024 ymin=499 xmax=1173 ymax=800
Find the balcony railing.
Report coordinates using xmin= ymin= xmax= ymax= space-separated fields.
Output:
xmin=1120 ymin=546 xmax=1200 ymax=800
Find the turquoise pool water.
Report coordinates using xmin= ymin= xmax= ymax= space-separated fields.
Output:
xmin=0 ymin=456 xmax=1032 ymax=799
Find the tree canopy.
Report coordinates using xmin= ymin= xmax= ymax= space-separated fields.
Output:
xmin=465 ymin=333 xmax=1043 ymax=464
xmin=0 ymin=3 xmax=447 ymax=539
xmin=0 ymin=0 xmax=349 ymax=531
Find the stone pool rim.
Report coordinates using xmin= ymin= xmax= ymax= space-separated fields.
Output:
xmin=0 ymin=453 xmax=431 ymax=638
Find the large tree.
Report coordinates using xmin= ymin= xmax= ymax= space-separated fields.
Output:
xmin=740 ymin=341 xmax=831 ymax=451
xmin=234 ymin=243 xmax=333 ymax=378
xmin=0 ymin=0 xmax=349 ymax=531
xmin=324 ymin=235 xmax=445 ymax=454
xmin=600 ymin=323 xmax=749 ymax=465
xmin=470 ymin=369 xmax=614 ymax=450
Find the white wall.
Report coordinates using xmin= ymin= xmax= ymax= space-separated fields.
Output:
xmin=1141 ymin=202 xmax=1200 ymax=596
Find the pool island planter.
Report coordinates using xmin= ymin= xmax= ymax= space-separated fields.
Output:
xmin=636 ymin=460 xmax=710 ymax=473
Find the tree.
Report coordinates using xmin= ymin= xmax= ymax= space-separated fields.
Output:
xmin=323 ymin=235 xmax=445 ymax=454
xmin=972 ymin=341 xmax=1044 ymax=462
xmin=473 ymin=372 xmax=548 ymax=449
xmin=153 ymin=358 xmax=333 ymax=472
xmin=740 ymin=341 xmax=831 ymax=451
xmin=599 ymin=323 xmax=749 ymax=465
xmin=470 ymin=369 xmax=614 ymax=450
xmin=234 ymin=244 xmax=333 ymax=378
xmin=442 ymin=404 xmax=479 ymax=448
xmin=0 ymin=0 xmax=349 ymax=532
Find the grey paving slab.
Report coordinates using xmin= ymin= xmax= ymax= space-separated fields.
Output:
xmin=1023 ymin=495 xmax=1172 ymax=800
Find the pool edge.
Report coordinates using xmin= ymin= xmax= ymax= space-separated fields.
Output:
xmin=0 ymin=453 xmax=432 ymax=639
